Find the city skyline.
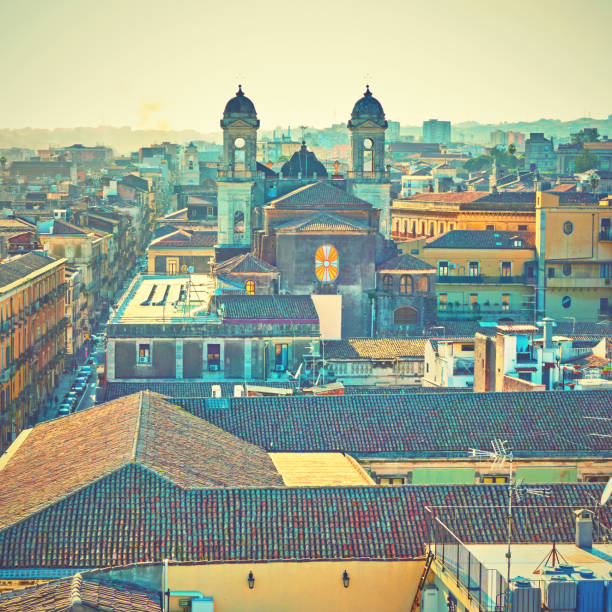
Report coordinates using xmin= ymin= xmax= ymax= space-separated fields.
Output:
xmin=1 ymin=0 xmax=611 ymax=131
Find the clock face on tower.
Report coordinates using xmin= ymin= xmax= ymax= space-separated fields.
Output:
xmin=315 ymin=245 xmax=339 ymax=283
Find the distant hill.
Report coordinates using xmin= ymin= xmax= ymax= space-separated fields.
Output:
xmin=0 ymin=127 xmax=221 ymax=155
xmin=2 ymin=114 xmax=611 ymax=153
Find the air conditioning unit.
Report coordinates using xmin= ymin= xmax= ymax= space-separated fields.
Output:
xmin=211 ymin=385 xmax=222 ymax=398
xmin=449 ymin=264 xmax=457 ymax=269
xmin=191 ymin=597 xmax=214 ymax=612
xmin=208 ymin=364 xmax=219 ymax=372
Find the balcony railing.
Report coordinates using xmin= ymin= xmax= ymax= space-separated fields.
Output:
xmin=347 ymin=170 xmax=390 ymax=181
xmin=437 ymin=274 xmax=535 ymax=285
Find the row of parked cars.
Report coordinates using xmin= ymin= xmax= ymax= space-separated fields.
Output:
xmin=58 ymin=365 xmax=93 ymax=416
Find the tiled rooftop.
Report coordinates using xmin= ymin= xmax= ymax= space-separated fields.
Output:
xmin=213 ymin=252 xmax=277 ymax=275
xmin=0 ymin=470 xmax=607 ymax=568
xmin=183 ymin=390 xmax=612 ymax=458
xmin=376 ymin=253 xmax=436 ymax=273
xmin=0 ymin=573 xmax=161 ymax=611
xmin=275 ymin=212 xmax=370 ymax=233
xmin=323 ymin=338 xmax=428 ymax=360
xmin=270 ymin=182 xmax=371 ymax=208
xmin=0 ymin=251 xmax=60 ymax=289
xmin=211 ymin=294 xmax=319 ymax=322
xmin=425 ymin=230 xmax=535 ymax=250
xmin=0 ymin=392 xmax=282 ymax=529
xmin=148 ymin=229 xmax=217 ymax=249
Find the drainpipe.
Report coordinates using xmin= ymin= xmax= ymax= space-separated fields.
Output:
xmin=163 ymin=558 xmax=168 ymax=612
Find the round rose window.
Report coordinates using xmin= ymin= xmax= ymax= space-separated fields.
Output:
xmin=315 ymin=245 xmax=339 ymax=283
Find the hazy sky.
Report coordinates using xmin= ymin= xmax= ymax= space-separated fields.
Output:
xmin=1 ymin=0 xmax=611 ymax=132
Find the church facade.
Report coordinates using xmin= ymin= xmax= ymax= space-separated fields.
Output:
xmin=213 ymin=86 xmax=435 ymax=337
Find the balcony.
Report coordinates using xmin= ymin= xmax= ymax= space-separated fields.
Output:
xmin=347 ymin=170 xmax=390 ymax=181
xmin=547 ymin=276 xmax=612 ymax=288
xmin=438 ymin=304 xmax=528 ymax=320
xmin=437 ymin=274 xmax=535 ymax=285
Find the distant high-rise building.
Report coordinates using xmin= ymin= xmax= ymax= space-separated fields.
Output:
xmin=525 ymin=132 xmax=556 ymax=172
xmin=423 ymin=119 xmax=451 ymax=144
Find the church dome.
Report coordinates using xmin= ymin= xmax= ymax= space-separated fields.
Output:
xmin=348 ymin=85 xmax=387 ymax=128
xmin=223 ymin=85 xmax=257 ymax=118
xmin=280 ymin=142 xmax=328 ymax=179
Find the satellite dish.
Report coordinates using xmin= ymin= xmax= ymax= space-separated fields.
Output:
xmin=600 ymin=477 xmax=612 ymax=506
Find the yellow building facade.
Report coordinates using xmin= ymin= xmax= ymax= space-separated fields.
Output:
xmin=536 ymin=191 xmax=612 ymax=321
xmin=421 ymin=231 xmax=537 ymax=321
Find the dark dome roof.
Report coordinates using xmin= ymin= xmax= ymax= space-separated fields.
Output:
xmin=223 ymin=85 xmax=257 ymax=118
xmin=348 ymin=86 xmax=387 ymax=128
xmin=280 ymin=142 xmax=328 ymax=179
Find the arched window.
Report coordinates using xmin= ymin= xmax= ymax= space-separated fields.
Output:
xmin=403 ymin=220 xmax=408 ymax=235
xmin=382 ymin=275 xmax=393 ymax=292
xmin=440 ymin=223 xmax=445 ymax=234
xmin=417 ymin=276 xmax=429 ymax=292
xmin=188 ymin=160 xmax=194 ymax=170
xmin=411 ymin=221 xmax=416 ymax=236
xmin=400 ymin=275 xmax=413 ymax=294
xmin=429 ymin=223 xmax=434 ymax=236
xmin=421 ymin=222 xmax=425 ymax=235
xmin=245 ymin=280 xmax=255 ymax=295
xmin=394 ymin=306 xmax=417 ymax=325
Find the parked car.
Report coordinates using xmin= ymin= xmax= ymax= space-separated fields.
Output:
xmin=58 ymin=406 xmax=71 ymax=416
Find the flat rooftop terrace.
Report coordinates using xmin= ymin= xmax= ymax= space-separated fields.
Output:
xmin=110 ymin=274 xmax=219 ymax=324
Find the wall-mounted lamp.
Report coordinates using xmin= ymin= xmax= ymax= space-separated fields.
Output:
xmin=247 ymin=570 xmax=255 ymax=589
xmin=342 ymin=570 xmax=350 ymax=588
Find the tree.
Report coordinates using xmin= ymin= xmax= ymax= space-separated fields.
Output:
xmin=507 ymin=144 xmax=516 ymax=156
xmin=574 ymin=149 xmax=599 ymax=173
xmin=0 ymin=156 xmax=6 ymax=171
xmin=571 ymin=128 xmax=600 ymax=145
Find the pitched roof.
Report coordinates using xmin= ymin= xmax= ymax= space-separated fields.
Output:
xmin=213 ymin=252 xmax=277 ymax=275
xmin=185 ymin=390 xmax=612 ymax=458
xmin=275 ymin=211 xmax=370 ymax=233
xmin=49 ymin=219 xmax=88 ymax=236
xmin=269 ymin=182 xmax=371 ymax=208
xmin=121 ymin=174 xmax=148 ymax=191
xmin=0 ymin=574 xmax=161 ymax=611
xmin=323 ymin=338 xmax=428 ymax=360
xmin=377 ymin=252 xmax=436 ymax=272
xmin=0 ymin=471 xmax=607 ymax=568
xmin=0 ymin=392 xmax=282 ymax=529
xmin=280 ymin=143 xmax=328 ymax=179
xmin=149 ymin=229 xmax=217 ymax=248
xmin=425 ymin=230 xmax=534 ymax=250
xmin=211 ymin=294 xmax=318 ymax=322
xmin=402 ymin=192 xmax=484 ymax=204
xmin=0 ymin=252 xmax=60 ymax=290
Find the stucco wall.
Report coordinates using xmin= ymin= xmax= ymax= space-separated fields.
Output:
xmin=167 ymin=559 xmax=423 ymax=612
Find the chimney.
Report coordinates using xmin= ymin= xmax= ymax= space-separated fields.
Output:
xmin=575 ymin=509 xmax=593 ymax=548
xmin=543 ymin=317 xmax=554 ymax=350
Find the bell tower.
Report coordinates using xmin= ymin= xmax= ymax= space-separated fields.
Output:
xmin=216 ymin=86 xmax=260 ymax=260
xmin=179 ymin=142 xmax=200 ymax=186
xmin=348 ymin=86 xmax=392 ymax=238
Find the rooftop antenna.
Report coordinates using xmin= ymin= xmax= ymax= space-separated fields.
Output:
xmin=468 ymin=439 xmax=551 ymax=611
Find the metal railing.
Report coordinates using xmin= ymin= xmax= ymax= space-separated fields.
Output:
xmin=437 ymin=274 xmax=535 ymax=285
xmin=427 ymin=509 xmax=507 ymax=612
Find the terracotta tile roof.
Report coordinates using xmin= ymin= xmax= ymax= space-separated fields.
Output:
xmin=101 ymin=381 xmax=298 ymax=401
xmin=269 ymin=182 xmax=371 ymax=208
xmin=187 ymin=390 xmax=612 ymax=458
xmin=275 ymin=211 xmax=370 ymax=232
xmin=213 ymin=252 xmax=277 ymax=274
xmin=376 ymin=253 xmax=436 ymax=272
xmin=0 ymin=392 xmax=282 ymax=529
xmin=323 ymin=338 xmax=428 ymax=360
xmin=149 ymin=229 xmax=217 ymax=248
xmin=585 ymin=141 xmax=612 ymax=150
xmin=0 ymin=251 xmax=60 ymax=290
xmin=402 ymin=192 xmax=484 ymax=204
xmin=547 ymin=183 xmax=577 ymax=193
xmin=50 ymin=219 xmax=88 ymax=236
xmin=0 ymin=471 xmax=607 ymax=568
xmin=211 ymin=294 xmax=318 ymax=322
xmin=425 ymin=230 xmax=534 ymax=250
xmin=0 ymin=574 xmax=161 ymax=611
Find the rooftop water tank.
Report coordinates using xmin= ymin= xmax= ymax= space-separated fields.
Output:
xmin=510 ymin=578 xmax=542 ymax=612
xmin=191 ymin=596 xmax=214 ymax=612
xmin=421 ymin=585 xmax=440 ymax=612
xmin=542 ymin=574 xmax=577 ymax=612
xmin=575 ymin=569 xmax=605 ymax=612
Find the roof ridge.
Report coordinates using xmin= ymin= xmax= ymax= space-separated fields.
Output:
xmin=69 ymin=572 xmax=83 ymax=607
xmin=132 ymin=391 xmax=145 ymax=462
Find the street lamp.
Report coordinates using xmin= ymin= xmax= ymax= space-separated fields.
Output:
xmin=247 ymin=570 xmax=255 ymax=589
xmin=342 ymin=570 xmax=350 ymax=588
